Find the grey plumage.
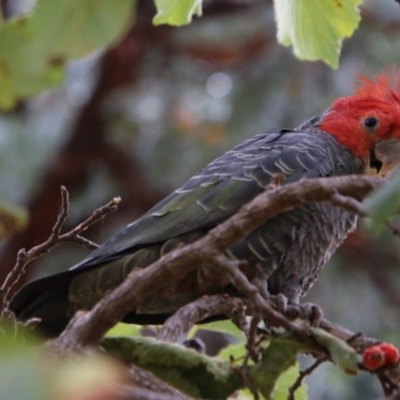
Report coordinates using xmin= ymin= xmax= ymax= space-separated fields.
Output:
xmin=10 ymin=115 xmax=364 ymax=336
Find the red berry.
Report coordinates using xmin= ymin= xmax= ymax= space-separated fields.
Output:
xmin=362 ymin=346 xmax=385 ymax=370
xmin=379 ymin=343 xmax=399 ymax=365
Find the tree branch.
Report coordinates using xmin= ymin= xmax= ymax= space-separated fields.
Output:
xmin=157 ymin=295 xmax=248 ymax=342
xmin=47 ymin=174 xmax=382 ymax=351
xmin=0 ymin=187 xmax=121 ymax=316
xmin=0 ymin=2 xmax=163 ymax=290
xmin=125 ymin=365 xmax=192 ymax=400
xmin=288 ymin=357 xmax=327 ymax=400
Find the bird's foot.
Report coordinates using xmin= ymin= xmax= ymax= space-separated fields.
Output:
xmin=268 ymin=295 xmax=323 ymax=326
xmin=304 ymin=303 xmax=323 ymax=326
xmin=270 ymin=293 xmax=289 ymax=314
xmin=285 ymin=302 xmax=323 ymax=326
xmin=252 ymin=284 xmax=323 ymax=327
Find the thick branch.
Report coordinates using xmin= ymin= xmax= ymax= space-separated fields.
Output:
xmin=126 ymin=365 xmax=191 ymax=400
xmin=157 ymin=295 xmax=249 ymax=342
xmin=48 ymin=175 xmax=382 ymax=351
xmin=117 ymin=386 xmax=190 ymax=400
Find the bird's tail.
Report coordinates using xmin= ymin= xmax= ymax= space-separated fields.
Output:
xmin=10 ymin=270 xmax=76 ymax=338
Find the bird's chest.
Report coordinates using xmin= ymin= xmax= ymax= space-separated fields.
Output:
xmin=228 ymin=201 xmax=357 ymax=298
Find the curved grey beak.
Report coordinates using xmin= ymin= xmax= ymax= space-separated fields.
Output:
xmin=372 ymin=140 xmax=400 ymax=176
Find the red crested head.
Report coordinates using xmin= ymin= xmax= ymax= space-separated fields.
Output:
xmin=318 ymin=70 xmax=400 ymax=175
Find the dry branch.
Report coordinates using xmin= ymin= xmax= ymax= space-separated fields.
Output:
xmin=0 ymin=187 xmax=121 ymax=316
xmin=386 ymin=220 xmax=400 ymax=238
xmin=47 ymin=174 xmax=382 ymax=351
xmin=157 ymin=295 xmax=248 ymax=343
xmin=126 ymin=365 xmax=191 ymax=400
xmin=116 ymin=386 xmax=190 ymax=400
xmin=4 ymin=174 xmax=397 ymax=395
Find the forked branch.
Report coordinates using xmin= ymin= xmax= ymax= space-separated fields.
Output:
xmin=48 ymin=174 xmax=382 ymax=350
xmin=0 ymin=187 xmax=121 ymax=316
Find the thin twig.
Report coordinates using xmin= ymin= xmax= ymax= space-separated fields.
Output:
xmin=230 ymin=298 xmax=250 ymax=337
xmin=0 ymin=187 xmax=121 ymax=315
xmin=64 ymin=235 xmax=99 ymax=250
xmin=288 ymin=357 xmax=327 ymax=400
xmin=234 ymin=363 xmax=259 ymax=400
xmin=386 ymin=220 xmax=400 ymax=238
xmin=246 ymin=314 xmax=261 ymax=362
xmin=58 ymin=195 xmax=121 ymax=244
xmin=377 ymin=371 xmax=400 ymax=397
xmin=50 ymin=186 xmax=70 ymax=239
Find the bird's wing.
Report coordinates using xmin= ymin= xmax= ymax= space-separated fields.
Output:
xmin=10 ymin=125 xmax=344 ymax=332
xmin=71 ymin=127 xmax=335 ymax=271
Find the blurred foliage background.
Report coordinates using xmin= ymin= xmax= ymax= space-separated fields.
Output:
xmin=1 ymin=0 xmax=400 ymax=398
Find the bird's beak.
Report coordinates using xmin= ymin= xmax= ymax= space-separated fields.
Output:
xmin=367 ymin=140 xmax=400 ymax=176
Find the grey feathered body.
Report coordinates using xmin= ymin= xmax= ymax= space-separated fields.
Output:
xmin=11 ymin=116 xmax=364 ymax=336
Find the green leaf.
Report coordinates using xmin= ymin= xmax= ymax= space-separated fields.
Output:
xmin=218 ymin=335 xmax=307 ymax=399
xmin=0 ymin=0 xmax=134 ymax=110
xmin=274 ymin=0 xmax=363 ymax=69
xmin=153 ymin=0 xmax=202 ymax=26
xmin=234 ymin=389 xmax=259 ymax=400
xmin=0 ymin=200 xmax=28 ymax=241
xmin=364 ymin=171 xmax=400 ymax=232
xmin=309 ymin=327 xmax=359 ymax=375
xmin=105 ymin=322 xmax=143 ymax=338
xmin=274 ymin=364 xmax=308 ymax=400
xmin=30 ymin=0 xmax=134 ymax=59
xmin=218 ymin=342 xmax=247 ymax=362
xmin=0 ymin=325 xmax=45 ymax=400
xmin=249 ymin=330 xmax=312 ymax=400
xmin=101 ymin=336 xmax=242 ymax=399
xmin=0 ymin=326 xmax=126 ymax=400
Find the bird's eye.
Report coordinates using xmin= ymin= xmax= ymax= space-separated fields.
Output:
xmin=363 ymin=117 xmax=379 ymax=131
